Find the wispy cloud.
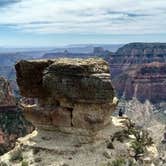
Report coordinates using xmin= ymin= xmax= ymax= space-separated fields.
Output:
xmin=0 ymin=0 xmax=166 ymax=34
xmin=0 ymin=0 xmax=21 ymax=7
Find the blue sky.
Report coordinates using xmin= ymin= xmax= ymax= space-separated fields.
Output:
xmin=0 ymin=0 xmax=166 ymax=47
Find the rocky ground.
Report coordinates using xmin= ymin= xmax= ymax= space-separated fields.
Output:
xmin=0 ymin=55 xmax=165 ymax=166
xmin=0 ymin=114 xmax=165 ymax=166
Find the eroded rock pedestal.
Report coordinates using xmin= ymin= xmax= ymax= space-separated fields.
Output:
xmin=15 ymin=58 xmax=117 ymax=141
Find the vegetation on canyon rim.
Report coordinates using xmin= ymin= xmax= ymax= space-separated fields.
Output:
xmin=0 ymin=42 xmax=165 ymax=165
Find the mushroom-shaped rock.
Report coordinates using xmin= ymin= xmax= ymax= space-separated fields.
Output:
xmin=15 ymin=58 xmax=117 ymax=135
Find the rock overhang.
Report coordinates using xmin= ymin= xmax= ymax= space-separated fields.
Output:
xmin=15 ymin=59 xmax=53 ymax=98
xmin=15 ymin=58 xmax=117 ymax=135
xmin=15 ymin=58 xmax=114 ymax=104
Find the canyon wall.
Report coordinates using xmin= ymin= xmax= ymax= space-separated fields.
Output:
xmin=110 ymin=43 xmax=166 ymax=103
xmin=0 ymin=77 xmax=34 ymax=155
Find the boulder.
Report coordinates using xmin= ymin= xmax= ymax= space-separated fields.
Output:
xmin=15 ymin=58 xmax=117 ymax=134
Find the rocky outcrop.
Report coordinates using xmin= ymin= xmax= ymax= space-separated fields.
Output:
xmin=43 ymin=58 xmax=114 ymax=103
xmin=15 ymin=59 xmax=53 ymax=98
xmin=116 ymin=43 xmax=166 ymax=57
xmin=1 ymin=58 xmax=165 ymax=166
xmin=111 ymin=43 xmax=166 ymax=76
xmin=0 ymin=78 xmax=34 ymax=155
xmin=112 ymin=62 xmax=166 ymax=103
xmin=133 ymin=63 xmax=166 ymax=103
xmin=1 ymin=114 xmax=164 ymax=166
xmin=42 ymin=47 xmax=111 ymax=61
xmin=0 ymin=107 xmax=34 ymax=155
xmin=0 ymin=77 xmax=15 ymax=106
xmin=110 ymin=43 xmax=166 ymax=103
xmin=15 ymin=58 xmax=117 ymax=139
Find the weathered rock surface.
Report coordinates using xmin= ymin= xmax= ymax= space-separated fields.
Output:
xmin=15 ymin=58 xmax=117 ymax=137
xmin=110 ymin=43 xmax=166 ymax=103
xmin=16 ymin=58 xmax=114 ymax=103
xmin=72 ymin=103 xmax=113 ymax=131
xmin=112 ymin=62 xmax=166 ymax=103
xmin=15 ymin=59 xmax=53 ymax=98
xmin=43 ymin=58 xmax=113 ymax=103
xmin=0 ymin=78 xmax=34 ymax=155
xmin=133 ymin=62 xmax=166 ymax=103
xmin=0 ymin=77 xmax=15 ymax=106
xmin=116 ymin=43 xmax=166 ymax=57
xmin=0 ymin=115 xmax=164 ymax=166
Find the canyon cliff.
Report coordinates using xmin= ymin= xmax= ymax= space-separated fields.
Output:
xmin=0 ymin=77 xmax=34 ymax=155
xmin=0 ymin=58 xmax=165 ymax=166
xmin=110 ymin=43 xmax=166 ymax=103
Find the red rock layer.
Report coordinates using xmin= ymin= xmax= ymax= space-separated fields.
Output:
xmin=110 ymin=43 xmax=166 ymax=103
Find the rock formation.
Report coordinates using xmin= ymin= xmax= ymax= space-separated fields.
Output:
xmin=112 ymin=62 xmax=166 ymax=103
xmin=0 ymin=77 xmax=15 ymax=106
xmin=116 ymin=43 xmax=166 ymax=57
xmin=110 ymin=43 xmax=166 ymax=103
xmin=15 ymin=58 xmax=117 ymax=140
xmin=133 ymin=62 xmax=166 ymax=103
xmin=0 ymin=77 xmax=34 ymax=155
xmin=0 ymin=113 xmax=164 ymax=166
xmin=0 ymin=58 xmax=165 ymax=166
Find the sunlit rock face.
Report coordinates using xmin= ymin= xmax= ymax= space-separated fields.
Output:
xmin=112 ymin=62 xmax=166 ymax=103
xmin=132 ymin=62 xmax=166 ymax=103
xmin=116 ymin=43 xmax=166 ymax=57
xmin=15 ymin=58 xmax=117 ymax=136
xmin=110 ymin=43 xmax=166 ymax=103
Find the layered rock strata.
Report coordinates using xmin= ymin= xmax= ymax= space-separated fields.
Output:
xmin=0 ymin=77 xmax=34 ymax=155
xmin=110 ymin=43 xmax=166 ymax=103
xmin=15 ymin=58 xmax=117 ymax=138
xmin=112 ymin=62 xmax=166 ymax=103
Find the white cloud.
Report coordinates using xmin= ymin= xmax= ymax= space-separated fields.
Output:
xmin=0 ymin=0 xmax=166 ymax=34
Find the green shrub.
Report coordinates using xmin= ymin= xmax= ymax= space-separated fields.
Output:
xmin=21 ymin=161 xmax=29 ymax=166
xmin=131 ymin=140 xmax=144 ymax=157
xmin=101 ymin=159 xmax=137 ymax=166
xmin=130 ymin=130 xmax=154 ymax=160
xmin=112 ymin=119 xmax=136 ymax=143
xmin=110 ymin=158 xmax=126 ymax=166
xmin=128 ymin=159 xmax=137 ymax=166
xmin=112 ymin=118 xmax=154 ymax=161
